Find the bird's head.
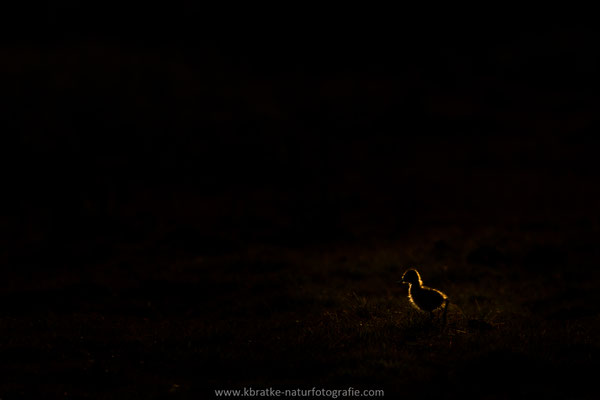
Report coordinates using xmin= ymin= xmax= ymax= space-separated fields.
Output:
xmin=399 ymin=269 xmax=422 ymax=286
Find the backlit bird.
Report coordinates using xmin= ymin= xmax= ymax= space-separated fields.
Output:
xmin=400 ymin=269 xmax=449 ymax=323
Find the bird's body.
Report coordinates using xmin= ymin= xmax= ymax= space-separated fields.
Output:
xmin=407 ymin=283 xmax=448 ymax=313
xmin=400 ymin=269 xmax=449 ymax=322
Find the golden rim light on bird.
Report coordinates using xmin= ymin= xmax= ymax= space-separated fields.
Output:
xmin=400 ymin=268 xmax=449 ymax=323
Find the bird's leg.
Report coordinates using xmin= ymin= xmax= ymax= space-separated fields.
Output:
xmin=442 ymin=299 xmax=449 ymax=326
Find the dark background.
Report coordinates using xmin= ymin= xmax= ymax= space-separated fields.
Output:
xmin=1 ymin=12 xmax=599 ymax=398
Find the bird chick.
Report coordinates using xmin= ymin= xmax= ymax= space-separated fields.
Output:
xmin=400 ymin=269 xmax=449 ymax=323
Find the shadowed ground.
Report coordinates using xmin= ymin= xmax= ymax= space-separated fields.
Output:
xmin=1 ymin=180 xmax=599 ymax=398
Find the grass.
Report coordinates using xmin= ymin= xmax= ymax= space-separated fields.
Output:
xmin=1 ymin=223 xmax=598 ymax=399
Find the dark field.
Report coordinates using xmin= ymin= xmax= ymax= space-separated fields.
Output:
xmin=1 ymin=23 xmax=600 ymax=398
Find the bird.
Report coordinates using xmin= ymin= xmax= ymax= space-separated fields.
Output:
xmin=399 ymin=268 xmax=449 ymax=324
